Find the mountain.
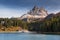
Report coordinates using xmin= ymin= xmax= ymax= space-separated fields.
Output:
xmin=45 ymin=13 xmax=55 ymax=20
xmin=55 ymin=12 xmax=60 ymax=16
xmin=45 ymin=12 xmax=60 ymax=19
xmin=20 ymin=6 xmax=48 ymax=22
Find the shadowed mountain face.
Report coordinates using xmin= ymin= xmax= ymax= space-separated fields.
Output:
xmin=45 ymin=12 xmax=60 ymax=20
xmin=20 ymin=6 xmax=48 ymax=22
xmin=45 ymin=13 xmax=55 ymax=20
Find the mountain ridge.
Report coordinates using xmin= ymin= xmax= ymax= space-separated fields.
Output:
xmin=20 ymin=6 xmax=48 ymax=22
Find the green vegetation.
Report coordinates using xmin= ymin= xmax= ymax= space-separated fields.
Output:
xmin=28 ymin=12 xmax=60 ymax=32
xmin=0 ymin=12 xmax=60 ymax=33
xmin=0 ymin=18 xmax=28 ymax=31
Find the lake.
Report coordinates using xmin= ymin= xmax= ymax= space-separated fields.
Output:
xmin=0 ymin=33 xmax=60 ymax=40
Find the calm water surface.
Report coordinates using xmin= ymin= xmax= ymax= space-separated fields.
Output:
xmin=0 ymin=33 xmax=60 ymax=40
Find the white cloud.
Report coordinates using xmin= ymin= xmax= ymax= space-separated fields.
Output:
xmin=48 ymin=9 xmax=60 ymax=14
xmin=0 ymin=7 xmax=28 ymax=18
xmin=46 ymin=6 xmax=60 ymax=14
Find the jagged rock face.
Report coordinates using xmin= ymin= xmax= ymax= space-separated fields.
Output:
xmin=28 ymin=6 xmax=48 ymax=16
xmin=21 ymin=6 xmax=48 ymax=22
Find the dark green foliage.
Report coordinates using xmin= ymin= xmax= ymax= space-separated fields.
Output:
xmin=28 ymin=12 xmax=60 ymax=32
xmin=0 ymin=12 xmax=60 ymax=32
xmin=0 ymin=18 xmax=28 ymax=29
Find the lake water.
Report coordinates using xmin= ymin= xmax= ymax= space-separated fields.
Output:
xmin=0 ymin=33 xmax=60 ymax=40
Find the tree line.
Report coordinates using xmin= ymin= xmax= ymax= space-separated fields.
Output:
xmin=28 ymin=12 xmax=60 ymax=32
xmin=0 ymin=18 xmax=28 ymax=30
xmin=0 ymin=12 xmax=60 ymax=32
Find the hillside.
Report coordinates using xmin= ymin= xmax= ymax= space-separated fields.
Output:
xmin=28 ymin=12 xmax=60 ymax=32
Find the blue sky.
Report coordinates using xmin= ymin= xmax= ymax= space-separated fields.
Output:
xmin=0 ymin=0 xmax=60 ymax=18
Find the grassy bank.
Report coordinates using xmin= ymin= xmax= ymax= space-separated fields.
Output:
xmin=0 ymin=26 xmax=22 ymax=32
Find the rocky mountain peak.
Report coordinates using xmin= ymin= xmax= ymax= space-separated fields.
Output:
xmin=20 ymin=6 xmax=48 ymax=22
xmin=28 ymin=6 xmax=48 ymax=16
xmin=32 ymin=6 xmax=38 ymax=11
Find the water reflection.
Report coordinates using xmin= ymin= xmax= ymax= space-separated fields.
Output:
xmin=0 ymin=33 xmax=60 ymax=40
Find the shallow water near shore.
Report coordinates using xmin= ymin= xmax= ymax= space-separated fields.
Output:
xmin=0 ymin=33 xmax=60 ymax=40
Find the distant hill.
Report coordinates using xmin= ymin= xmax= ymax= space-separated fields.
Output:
xmin=45 ymin=13 xmax=55 ymax=20
xmin=45 ymin=12 xmax=60 ymax=20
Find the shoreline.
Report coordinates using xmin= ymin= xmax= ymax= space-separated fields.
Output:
xmin=0 ymin=31 xmax=60 ymax=35
xmin=36 ymin=32 xmax=60 ymax=35
xmin=0 ymin=31 xmax=20 ymax=33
